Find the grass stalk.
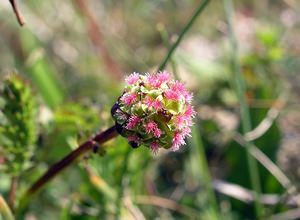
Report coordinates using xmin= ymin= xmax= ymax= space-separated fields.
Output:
xmin=0 ymin=195 xmax=14 ymax=220
xmin=157 ymin=0 xmax=211 ymax=71
xmin=115 ymin=148 xmax=131 ymax=220
xmin=223 ymin=0 xmax=263 ymax=217
xmin=191 ymin=125 xmax=219 ymax=213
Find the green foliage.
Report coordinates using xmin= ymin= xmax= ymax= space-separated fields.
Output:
xmin=0 ymin=74 xmax=38 ymax=176
xmin=19 ymin=30 xmax=65 ymax=109
xmin=0 ymin=1 xmax=298 ymax=219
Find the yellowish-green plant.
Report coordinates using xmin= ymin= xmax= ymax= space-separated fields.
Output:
xmin=0 ymin=74 xmax=38 ymax=176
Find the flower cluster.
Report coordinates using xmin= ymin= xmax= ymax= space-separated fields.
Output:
xmin=111 ymin=71 xmax=195 ymax=154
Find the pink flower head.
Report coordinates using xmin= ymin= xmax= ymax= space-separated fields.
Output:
xmin=153 ymin=127 xmax=162 ymax=138
xmin=181 ymin=127 xmax=192 ymax=138
xmin=172 ymin=132 xmax=185 ymax=151
xmin=145 ymin=121 xmax=157 ymax=133
xmin=144 ymin=121 xmax=162 ymax=138
xmin=150 ymin=142 xmax=160 ymax=155
xmin=157 ymin=71 xmax=170 ymax=83
xmin=164 ymin=89 xmax=181 ymax=101
xmin=126 ymin=115 xmax=141 ymax=129
xmin=125 ymin=72 xmax=140 ymax=85
xmin=184 ymin=105 xmax=196 ymax=118
xmin=165 ymin=81 xmax=193 ymax=103
xmin=146 ymin=71 xmax=170 ymax=89
xmin=112 ymin=71 xmax=195 ymax=154
xmin=175 ymin=115 xmax=186 ymax=129
xmin=120 ymin=93 xmax=137 ymax=106
xmin=144 ymin=97 xmax=162 ymax=110
xmin=171 ymin=81 xmax=186 ymax=92
xmin=183 ymin=91 xmax=193 ymax=103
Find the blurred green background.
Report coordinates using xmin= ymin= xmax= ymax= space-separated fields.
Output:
xmin=1 ymin=0 xmax=300 ymax=219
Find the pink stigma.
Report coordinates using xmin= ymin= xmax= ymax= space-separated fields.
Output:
xmin=145 ymin=121 xmax=157 ymax=133
xmin=184 ymin=105 xmax=196 ymax=118
xmin=146 ymin=72 xmax=170 ymax=89
xmin=144 ymin=97 xmax=162 ymax=110
xmin=164 ymin=89 xmax=181 ymax=101
xmin=126 ymin=115 xmax=141 ymax=129
xmin=150 ymin=142 xmax=160 ymax=155
xmin=157 ymin=71 xmax=170 ymax=83
xmin=172 ymin=132 xmax=185 ymax=151
xmin=145 ymin=121 xmax=161 ymax=138
xmin=120 ymin=93 xmax=137 ymax=106
xmin=153 ymin=127 xmax=162 ymax=138
xmin=125 ymin=72 xmax=140 ymax=85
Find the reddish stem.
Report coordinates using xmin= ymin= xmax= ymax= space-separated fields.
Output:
xmin=74 ymin=0 xmax=123 ymax=80
xmin=25 ymin=125 xmax=118 ymax=196
xmin=9 ymin=0 xmax=26 ymax=26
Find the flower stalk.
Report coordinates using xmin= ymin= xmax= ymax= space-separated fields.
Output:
xmin=19 ymin=71 xmax=195 ymax=212
xmin=23 ymin=126 xmax=118 ymax=199
xmin=0 ymin=195 xmax=14 ymax=220
xmin=157 ymin=0 xmax=210 ymax=71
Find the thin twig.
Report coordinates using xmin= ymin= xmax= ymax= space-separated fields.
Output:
xmin=213 ymin=179 xmax=297 ymax=206
xmin=134 ymin=195 xmax=199 ymax=218
xmin=245 ymin=92 xmax=288 ymax=141
xmin=268 ymin=208 xmax=300 ymax=220
xmin=157 ymin=0 xmax=211 ymax=71
xmin=9 ymin=0 xmax=26 ymax=26
xmin=234 ymin=133 xmax=300 ymax=207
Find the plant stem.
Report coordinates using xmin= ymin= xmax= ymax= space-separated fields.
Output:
xmin=8 ymin=0 xmax=26 ymax=26
xmin=115 ymin=148 xmax=131 ymax=220
xmin=8 ymin=177 xmax=18 ymax=211
xmin=157 ymin=0 xmax=211 ymax=71
xmin=157 ymin=23 xmax=179 ymax=80
xmin=223 ymin=0 xmax=263 ymax=217
xmin=0 ymin=195 xmax=14 ymax=220
xmin=19 ymin=125 xmax=118 ymax=208
xmin=190 ymin=125 xmax=219 ymax=213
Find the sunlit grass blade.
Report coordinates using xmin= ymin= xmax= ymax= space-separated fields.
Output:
xmin=20 ymin=30 xmax=64 ymax=108
xmin=189 ymin=125 xmax=219 ymax=214
xmin=0 ymin=195 xmax=14 ymax=220
xmin=223 ymin=0 xmax=263 ymax=217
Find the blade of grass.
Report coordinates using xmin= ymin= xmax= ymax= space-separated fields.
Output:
xmin=157 ymin=0 xmax=211 ymax=71
xmin=190 ymin=125 xmax=219 ymax=213
xmin=20 ymin=30 xmax=65 ymax=108
xmin=0 ymin=195 xmax=14 ymax=220
xmin=115 ymin=148 xmax=131 ymax=220
xmin=233 ymin=132 xmax=300 ymax=207
xmin=223 ymin=0 xmax=263 ymax=217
